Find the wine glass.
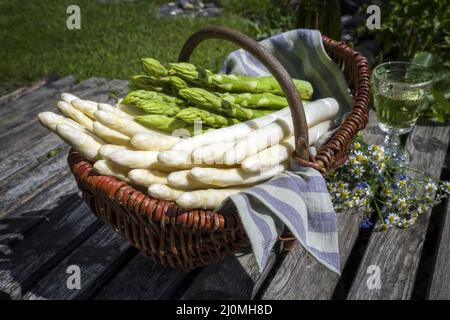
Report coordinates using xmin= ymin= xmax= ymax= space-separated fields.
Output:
xmin=372 ymin=62 xmax=434 ymax=165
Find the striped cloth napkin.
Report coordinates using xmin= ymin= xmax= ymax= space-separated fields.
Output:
xmin=216 ymin=29 xmax=351 ymax=274
xmin=220 ymin=29 xmax=353 ymax=114
xmin=218 ymin=162 xmax=340 ymax=274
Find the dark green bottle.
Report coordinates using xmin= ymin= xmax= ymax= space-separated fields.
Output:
xmin=296 ymin=0 xmax=341 ymax=41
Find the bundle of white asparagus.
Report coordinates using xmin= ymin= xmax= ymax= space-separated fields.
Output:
xmin=38 ymin=93 xmax=340 ymax=209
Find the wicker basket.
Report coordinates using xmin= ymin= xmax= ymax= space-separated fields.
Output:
xmin=68 ymin=27 xmax=370 ymax=270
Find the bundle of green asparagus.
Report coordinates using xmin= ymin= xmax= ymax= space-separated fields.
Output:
xmin=37 ymin=57 xmax=342 ymax=210
xmin=122 ymin=57 xmax=314 ymax=133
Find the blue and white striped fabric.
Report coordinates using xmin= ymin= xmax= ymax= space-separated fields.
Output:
xmin=218 ymin=162 xmax=340 ymax=274
xmin=221 ymin=28 xmax=353 ymax=114
xmin=216 ymin=29 xmax=345 ymax=274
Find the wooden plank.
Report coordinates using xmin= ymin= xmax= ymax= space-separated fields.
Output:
xmin=95 ymin=254 xmax=188 ymax=300
xmin=261 ymin=209 xmax=361 ymax=300
xmin=0 ymin=75 xmax=58 ymax=107
xmin=428 ymin=200 xmax=450 ymax=300
xmin=0 ymin=76 xmax=111 ymax=133
xmin=0 ymin=79 xmax=129 ymax=218
xmin=0 ymin=145 xmax=71 ymax=219
xmin=181 ymin=251 xmax=277 ymax=300
xmin=0 ymin=174 xmax=76 ymax=255
xmin=0 ymin=77 xmax=129 ymax=299
xmin=0 ymin=78 xmax=125 ymax=180
xmin=0 ymin=77 xmax=88 ymax=162
xmin=0 ymin=135 xmax=65 ymax=182
xmin=0 ymin=76 xmax=77 ymax=135
xmin=0 ymin=197 xmax=101 ymax=299
xmin=347 ymin=123 xmax=450 ymax=300
xmin=23 ymin=225 xmax=136 ymax=300
xmin=0 ymin=77 xmax=121 ymax=162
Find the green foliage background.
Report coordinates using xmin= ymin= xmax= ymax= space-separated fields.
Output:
xmin=0 ymin=0 xmax=256 ymax=94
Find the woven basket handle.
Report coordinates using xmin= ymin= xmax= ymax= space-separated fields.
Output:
xmin=178 ymin=26 xmax=310 ymax=161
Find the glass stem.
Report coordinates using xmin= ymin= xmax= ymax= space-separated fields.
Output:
xmin=383 ymin=133 xmax=401 ymax=156
xmin=383 ymin=133 xmax=410 ymax=167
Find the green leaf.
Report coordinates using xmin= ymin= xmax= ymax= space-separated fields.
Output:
xmin=412 ymin=51 xmax=443 ymax=68
xmin=412 ymin=51 xmax=450 ymax=124
xmin=47 ymin=147 xmax=62 ymax=158
xmin=432 ymin=89 xmax=450 ymax=115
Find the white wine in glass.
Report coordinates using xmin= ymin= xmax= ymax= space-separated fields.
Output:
xmin=372 ymin=62 xmax=433 ymax=164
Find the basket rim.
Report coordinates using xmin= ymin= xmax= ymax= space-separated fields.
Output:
xmin=68 ymin=35 xmax=370 ymax=233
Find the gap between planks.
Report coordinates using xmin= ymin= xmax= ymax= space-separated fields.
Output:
xmin=427 ymin=198 xmax=450 ymax=299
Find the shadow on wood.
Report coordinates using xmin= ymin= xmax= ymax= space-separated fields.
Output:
xmin=0 ymin=193 xmax=102 ymax=299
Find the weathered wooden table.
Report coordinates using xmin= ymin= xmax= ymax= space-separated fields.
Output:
xmin=0 ymin=77 xmax=449 ymax=300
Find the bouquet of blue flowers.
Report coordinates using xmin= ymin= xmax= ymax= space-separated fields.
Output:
xmin=327 ymin=136 xmax=450 ymax=230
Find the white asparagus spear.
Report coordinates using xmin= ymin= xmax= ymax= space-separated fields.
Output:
xmin=167 ymin=170 xmax=213 ymax=189
xmin=93 ymin=121 xmax=131 ymax=146
xmin=191 ymin=141 xmax=236 ymax=165
xmin=94 ymin=110 xmax=164 ymax=137
xmin=61 ymin=93 xmax=98 ymax=108
xmin=100 ymin=148 xmax=176 ymax=172
xmin=240 ymin=120 xmax=333 ymax=173
xmin=38 ymin=111 xmax=84 ymax=132
xmin=107 ymin=149 xmax=159 ymax=169
xmin=128 ymin=169 xmax=169 ymax=187
xmin=190 ymin=164 xmax=286 ymax=187
xmin=98 ymin=103 xmax=134 ymax=119
xmin=93 ymin=160 xmax=130 ymax=182
xmin=148 ymin=184 xmax=183 ymax=201
xmin=176 ymin=188 xmax=245 ymax=209
xmin=223 ymin=99 xmax=338 ymax=165
xmin=71 ymin=99 xmax=98 ymax=119
xmin=130 ymin=133 xmax=181 ymax=151
xmin=38 ymin=111 xmax=104 ymax=144
xmin=98 ymin=144 xmax=129 ymax=159
xmin=60 ymin=93 xmax=79 ymax=104
xmin=56 ymin=124 xmax=102 ymax=161
xmin=57 ymin=101 xmax=95 ymax=133
xmin=157 ymin=150 xmax=192 ymax=169
xmin=158 ymin=150 xmax=236 ymax=169
xmin=241 ymin=137 xmax=294 ymax=173
xmin=171 ymin=107 xmax=291 ymax=152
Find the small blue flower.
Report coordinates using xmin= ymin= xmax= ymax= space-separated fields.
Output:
xmin=361 ymin=218 xmax=374 ymax=230
xmin=396 ymin=173 xmax=408 ymax=181
xmin=357 ymin=181 xmax=369 ymax=189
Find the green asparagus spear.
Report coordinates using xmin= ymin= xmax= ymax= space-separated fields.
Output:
xmin=221 ymin=92 xmax=288 ymax=109
xmin=179 ymin=87 xmax=222 ymax=110
xmin=129 ymin=75 xmax=168 ymax=92
xmin=169 ymin=62 xmax=209 ymax=84
xmin=135 ymin=100 xmax=181 ymax=116
xmin=142 ymin=58 xmax=168 ymax=77
xmin=169 ymin=62 xmax=313 ymax=99
xmin=179 ymin=88 xmax=272 ymax=121
xmin=175 ymin=107 xmax=238 ymax=128
xmin=122 ymin=90 xmax=180 ymax=105
xmin=168 ymin=75 xmax=189 ymax=92
xmin=251 ymin=109 xmax=278 ymax=117
xmin=135 ymin=114 xmax=187 ymax=132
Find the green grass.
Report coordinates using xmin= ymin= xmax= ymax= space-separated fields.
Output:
xmin=0 ymin=0 xmax=256 ymax=94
